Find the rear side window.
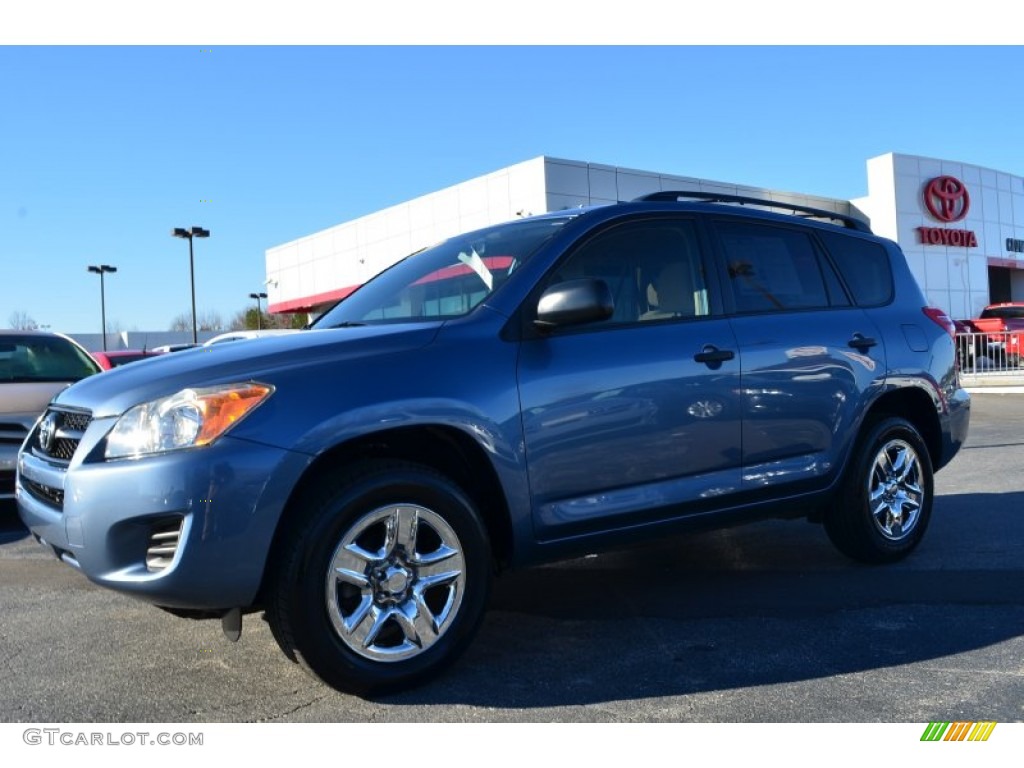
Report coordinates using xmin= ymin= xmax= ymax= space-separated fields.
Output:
xmin=818 ymin=231 xmax=894 ymax=307
xmin=714 ymin=222 xmax=835 ymax=314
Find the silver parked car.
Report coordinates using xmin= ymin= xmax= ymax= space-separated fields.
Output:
xmin=0 ymin=331 xmax=100 ymax=500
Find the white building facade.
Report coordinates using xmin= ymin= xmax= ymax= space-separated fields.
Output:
xmin=853 ymin=153 xmax=1024 ymax=320
xmin=265 ymin=153 xmax=1024 ymax=321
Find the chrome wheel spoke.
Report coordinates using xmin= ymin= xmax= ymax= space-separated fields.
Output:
xmin=342 ymin=594 xmax=375 ymax=634
xmin=877 ymin=449 xmax=896 ymax=478
xmin=355 ymin=605 xmax=396 ymax=649
xmin=384 ymin=506 xmax=420 ymax=557
xmin=892 ymin=448 xmax=916 ymax=483
xmin=397 ymin=597 xmax=440 ymax=648
xmin=413 ymin=541 xmax=459 ymax=565
xmin=869 ymin=485 xmax=887 ymax=508
xmin=333 ymin=565 xmax=370 ymax=589
xmin=340 ymin=541 xmax=379 ymax=568
xmin=416 ymin=562 xmax=462 ymax=589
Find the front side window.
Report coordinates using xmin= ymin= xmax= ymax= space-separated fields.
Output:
xmin=544 ymin=218 xmax=709 ymax=327
xmin=314 ymin=216 xmax=572 ymax=328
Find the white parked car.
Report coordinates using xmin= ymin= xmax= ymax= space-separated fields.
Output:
xmin=202 ymin=329 xmax=300 ymax=346
xmin=1 ymin=330 xmax=101 ymax=500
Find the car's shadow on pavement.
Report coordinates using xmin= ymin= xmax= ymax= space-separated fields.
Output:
xmin=383 ymin=491 xmax=1024 ymax=709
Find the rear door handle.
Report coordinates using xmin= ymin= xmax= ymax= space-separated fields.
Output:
xmin=848 ymin=333 xmax=878 ymax=351
xmin=693 ymin=345 xmax=735 ymax=365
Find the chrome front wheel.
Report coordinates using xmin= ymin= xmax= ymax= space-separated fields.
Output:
xmin=267 ymin=461 xmax=490 ymax=696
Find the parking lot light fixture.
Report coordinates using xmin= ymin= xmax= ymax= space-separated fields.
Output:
xmin=248 ymin=292 xmax=268 ymax=330
xmin=87 ymin=264 xmax=117 ymax=351
xmin=171 ymin=226 xmax=210 ymax=344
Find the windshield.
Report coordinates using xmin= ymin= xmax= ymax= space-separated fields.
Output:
xmin=314 ymin=216 xmax=571 ymax=328
xmin=0 ymin=335 xmax=101 ymax=382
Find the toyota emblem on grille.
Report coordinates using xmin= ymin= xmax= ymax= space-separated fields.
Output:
xmin=38 ymin=412 xmax=58 ymax=453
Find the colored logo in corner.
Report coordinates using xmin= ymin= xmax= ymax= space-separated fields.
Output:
xmin=921 ymin=721 xmax=997 ymax=742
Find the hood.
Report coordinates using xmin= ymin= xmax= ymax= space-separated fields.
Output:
xmin=52 ymin=324 xmax=442 ymax=418
xmin=0 ymin=382 xmax=73 ymax=421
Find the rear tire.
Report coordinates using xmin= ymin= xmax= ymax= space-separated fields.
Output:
xmin=266 ymin=460 xmax=491 ymax=696
xmin=825 ymin=417 xmax=933 ymax=564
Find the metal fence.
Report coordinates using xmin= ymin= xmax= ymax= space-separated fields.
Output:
xmin=956 ymin=330 xmax=1024 ymax=376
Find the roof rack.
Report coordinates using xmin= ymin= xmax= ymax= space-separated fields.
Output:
xmin=633 ymin=190 xmax=871 ymax=233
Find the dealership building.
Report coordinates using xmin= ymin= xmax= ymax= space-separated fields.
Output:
xmin=265 ymin=152 xmax=1024 ymax=321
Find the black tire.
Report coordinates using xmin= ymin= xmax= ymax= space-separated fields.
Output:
xmin=824 ymin=417 xmax=934 ymax=564
xmin=266 ymin=460 xmax=491 ymax=696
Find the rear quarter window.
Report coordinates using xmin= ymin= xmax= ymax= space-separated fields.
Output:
xmin=817 ymin=231 xmax=894 ymax=307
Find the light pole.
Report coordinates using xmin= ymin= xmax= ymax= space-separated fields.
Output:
xmin=171 ymin=226 xmax=210 ymax=344
xmin=87 ymin=264 xmax=117 ymax=351
xmin=248 ymin=292 xmax=267 ymax=330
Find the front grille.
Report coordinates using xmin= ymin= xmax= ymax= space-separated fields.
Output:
xmin=0 ymin=470 xmax=14 ymax=496
xmin=60 ymin=411 xmax=91 ymax=432
xmin=23 ymin=477 xmax=64 ymax=508
xmin=32 ymin=407 xmax=92 ymax=464
xmin=146 ymin=518 xmax=184 ymax=572
xmin=0 ymin=422 xmax=29 ymax=446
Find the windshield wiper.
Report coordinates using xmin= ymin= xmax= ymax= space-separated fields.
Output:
xmin=323 ymin=321 xmax=368 ymax=329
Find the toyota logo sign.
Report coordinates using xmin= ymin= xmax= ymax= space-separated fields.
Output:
xmin=924 ymin=176 xmax=970 ymax=223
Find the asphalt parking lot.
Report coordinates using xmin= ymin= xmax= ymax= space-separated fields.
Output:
xmin=1 ymin=393 xmax=1022 ymax=723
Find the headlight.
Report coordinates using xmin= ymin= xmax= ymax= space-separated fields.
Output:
xmin=105 ymin=383 xmax=274 ymax=459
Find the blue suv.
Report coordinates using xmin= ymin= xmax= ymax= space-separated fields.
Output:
xmin=17 ymin=193 xmax=970 ymax=695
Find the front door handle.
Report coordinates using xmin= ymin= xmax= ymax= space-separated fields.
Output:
xmin=694 ymin=345 xmax=735 ymax=365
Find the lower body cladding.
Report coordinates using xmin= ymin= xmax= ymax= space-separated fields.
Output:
xmin=16 ymin=435 xmax=308 ymax=611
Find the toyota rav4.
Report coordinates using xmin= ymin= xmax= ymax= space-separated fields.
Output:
xmin=17 ymin=192 xmax=970 ymax=695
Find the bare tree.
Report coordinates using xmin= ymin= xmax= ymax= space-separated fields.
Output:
xmin=170 ymin=310 xmax=224 ymax=333
xmin=169 ymin=313 xmax=192 ymax=332
xmin=8 ymin=310 xmax=38 ymax=330
xmin=198 ymin=310 xmax=224 ymax=331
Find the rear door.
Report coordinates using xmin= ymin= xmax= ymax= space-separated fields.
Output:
xmin=708 ymin=218 xmax=886 ymax=491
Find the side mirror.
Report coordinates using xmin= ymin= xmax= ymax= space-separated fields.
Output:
xmin=534 ymin=278 xmax=614 ymax=331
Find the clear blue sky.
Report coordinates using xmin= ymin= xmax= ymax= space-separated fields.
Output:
xmin=2 ymin=43 xmax=1022 ymax=333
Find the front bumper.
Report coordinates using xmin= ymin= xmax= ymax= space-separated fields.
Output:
xmin=17 ymin=422 xmax=310 ymax=611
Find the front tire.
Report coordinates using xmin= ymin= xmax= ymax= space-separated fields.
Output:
xmin=266 ymin=461 xmax=491 ymax=696
xmin=825 ymin=417 xmax=933 ymax=564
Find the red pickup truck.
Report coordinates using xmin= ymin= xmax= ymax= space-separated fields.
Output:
xmin=955 ymin=302 xmax=1024 ymax=369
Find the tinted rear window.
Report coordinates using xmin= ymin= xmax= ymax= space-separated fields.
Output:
xmin=818 ymin=231 xmax=894 ymax=307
